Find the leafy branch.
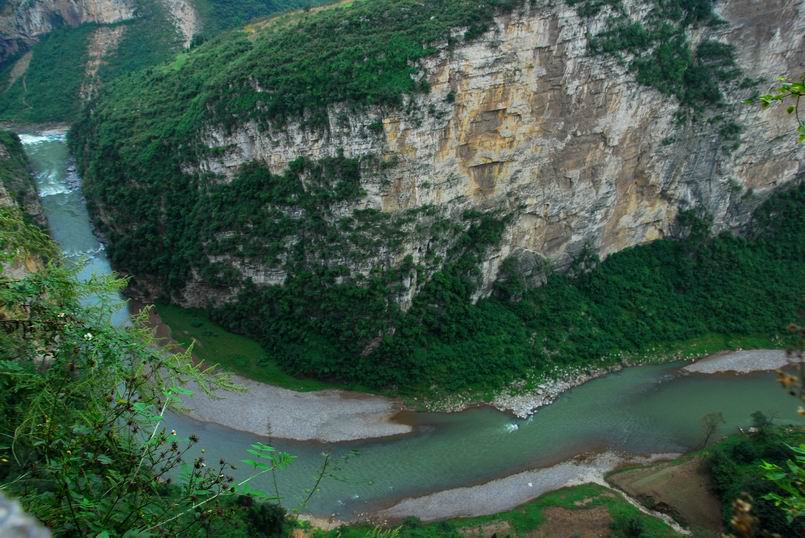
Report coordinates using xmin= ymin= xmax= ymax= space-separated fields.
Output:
xmin=751 ymin=75 xmax=805 ymax=142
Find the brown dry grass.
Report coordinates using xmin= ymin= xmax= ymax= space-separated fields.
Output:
xmin=607 ymin=456 xmax=722 ymax=535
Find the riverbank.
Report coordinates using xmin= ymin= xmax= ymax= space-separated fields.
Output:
xmin=682 ymin=349 xmax=794 ymax=374
xmin=413 ymin=344 xmax=792 ymax=419
xmin=301 ymin=481 xmax=684 ymax=537
xmin=146 ymin=300 xmax=795 ymax=441
xmin=142 ymin=304 xmax=412 ymax=443
xmin=375 ymin=451 xmax=684 ymax=528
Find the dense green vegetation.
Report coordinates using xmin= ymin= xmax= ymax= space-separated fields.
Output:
xmin=0 ymin=131 xmax=39 ymax=217
xmin=101 ymin=0 xmax=333 ymax=81
xmin=85 ymin=0 xmax=529 ymax=133
xmin=573 ymin=0 xmax=742 ymax=114
xmin=69 ymin=0 xmax=785 ymax=398
xmin=209 ymin=182 xmax=804 ymax=394
xmin=0 ymin=163 xmax=296 ymax=536
xmin=156 ymin=303 xmax=339 ymax=392
xmin=71 ymin=0 xmax=537 ymax=189
xmin=142 ymin=177 xmax=804 ymax=396
xmin=0 ymin=0 xmax=333 ymax=122
xmin=0 ymin=25 xmax=95 ymax=122
xmin=69 ymin=0 xmax=543 ymax=189
xmin=70 ymin=0 xmax=801 ymax=397
xmin=312 ymin=483 xmax=679 ymax=537
xmin=128 ymin=0 xmax=732 ymax=132
xmin=708 ymin=423 xmax=805 ymax=535
xmin=96 ymin=0 xmax=182 ymax=84
xmin=0 ymin=0 xmax=180 ymax=124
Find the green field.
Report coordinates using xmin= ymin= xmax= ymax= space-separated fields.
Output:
xmin=156 ymin=302 xmax=344 ymax=392
xmin=309 ymin=483 xmax=680 ymax=537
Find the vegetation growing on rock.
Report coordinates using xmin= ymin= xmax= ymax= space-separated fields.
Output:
xmin=0 ymin=0 xmax=333 ymax=122
xmin=200 ymin=182 xmax=803 ymax=394
xmin=69 ymin=0 xmax=803 ymax=395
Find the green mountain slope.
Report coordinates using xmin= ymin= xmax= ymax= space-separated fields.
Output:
xmin=70 ymin=0 xmax=804 ymax=395
xmin=0 ymin=0 xmax=331 ymax=122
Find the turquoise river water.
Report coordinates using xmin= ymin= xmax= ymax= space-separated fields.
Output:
xmin=20 ymin=131 xmax=803 ymax=520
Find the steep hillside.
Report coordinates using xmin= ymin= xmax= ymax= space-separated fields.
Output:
xmin=0 ymin=131 xmax=42 ymax=224
xmin=0 ymin=0 xmax=331 ymax=122
xmin=72 ymin=0 xmax=805 ymax=392
xmin=0 ymin=0 xmax=135 ymax=63
xmin=0 ymin=130 xmax=51 ymax=282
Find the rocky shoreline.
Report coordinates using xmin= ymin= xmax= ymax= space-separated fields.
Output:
xmin=375 ymin=451 xmax=685 ymax=526
xmin=146 ymin=298 xmax=791 ymax=440
xmin=415 ymin=363 xmax=624 ymax=419
xmin=422 ymin=348 xmax=792 ymax=419
xmin=490 ymin=365 xmax=624 ymax=418
xmin=174 ymin=344 xmax=790 ymax=441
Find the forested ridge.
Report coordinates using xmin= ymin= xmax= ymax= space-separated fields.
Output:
xmin=0 ymin=0 xmax=803 ymax=533
xmin=0 ymin=0 xmax=333 ymax=122
xmin=212 ymin=182 xmax=805 ymax=393
xmin=68 ymin=0 xmax=804 ymax=395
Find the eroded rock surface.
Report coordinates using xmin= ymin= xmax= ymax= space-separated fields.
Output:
xmin=0 ymin=0 xmax=134 ymax=63
xmin=182 ymin=0 xmax=804 ymax=305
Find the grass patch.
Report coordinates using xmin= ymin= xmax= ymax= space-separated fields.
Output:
xmin=454 ymin=483 xmax=678 ymax=536
xmin=311 ymin=483 xmax=681 ymax=537
xmin=155 ymin=302 xmax=339 ymax=392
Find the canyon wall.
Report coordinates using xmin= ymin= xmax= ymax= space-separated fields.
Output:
xmin=0 ymin=0 xmax=135 ymax=63
xmin=185 ymin=0 xmax=804 ymax=304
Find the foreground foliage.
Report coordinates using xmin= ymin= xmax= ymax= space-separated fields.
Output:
xmin=753 ymin=75 xmax=805 ymax=143
xmin=708 ymin=424 xmax=805 ymax=536
xmin=0 ymin=204 xmax=293 ymax=535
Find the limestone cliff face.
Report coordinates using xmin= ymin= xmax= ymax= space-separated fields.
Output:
xmin=0 ymin=0 xmax=135 ymax=63
xmin=186 ymin=0 xmax=803 ymax=305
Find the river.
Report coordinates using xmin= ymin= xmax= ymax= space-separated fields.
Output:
xmin=20 ymin=130 xmax=803 ymax=521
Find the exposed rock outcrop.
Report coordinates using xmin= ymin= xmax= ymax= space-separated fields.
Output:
xmin=0 ymin=132 xmax=43 ymax=225
xmin=79 ymin=25 xmax=126 ymax=101
xmin=157 ymin=0 xmax=199 ymax=47
xmin=0 ymin=131 xmax=47 ymax=281
xmin=0 ymin=493 xmax=51 ymax=538
xmin=185 ymin=0 xmax=804 ymax=304
xmin=0 ymin=0 xmax=135 ymax=63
